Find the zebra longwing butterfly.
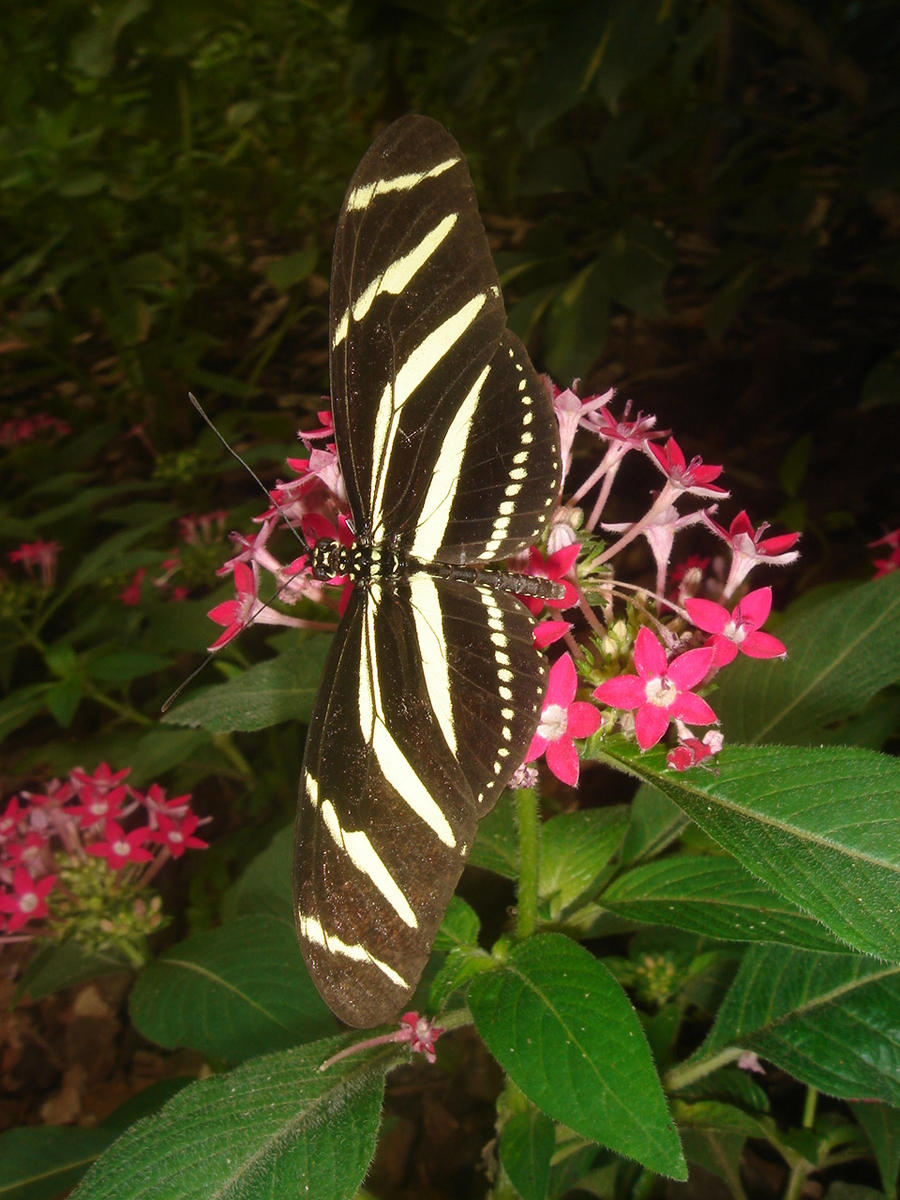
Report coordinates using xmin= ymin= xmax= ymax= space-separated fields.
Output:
xmin=294 ymin=115 xmax=562 ymax=1028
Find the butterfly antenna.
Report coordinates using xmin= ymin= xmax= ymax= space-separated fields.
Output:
xmin=188 ymin=392 xmax=309 ymax=555
xmin=161 ymin=653 xmax=217 ymax=713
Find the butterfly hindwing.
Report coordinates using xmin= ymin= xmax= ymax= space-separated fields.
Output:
xmin=294 ymin=573 xmax=546 ymax=1027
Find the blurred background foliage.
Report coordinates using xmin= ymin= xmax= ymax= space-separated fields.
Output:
xmin=1 ymin=0 xmax=898 ymax=843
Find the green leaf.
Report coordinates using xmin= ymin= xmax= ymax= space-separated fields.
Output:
xmin=595 ymin=742 xmax=900 ymax=963
xmin=163 ymin=638 xmax=331 ymax=733
xmin=0 ymin=682 xmax=50 ymax=743
xmin=46 ymin=675 xmax=83 ymax=727
xmin=468 ymin=933 xmax=686 ymax=1179
xmin=620 ymin=784 xmax=688 ymax=865
xmin=17 ymin=939 xmax=135 ymax=1003
xmin=0 ymin=1126 xmax=114 ymax=1200
xmin=695 ymin=946 xmax=900 ymax=1104
xmin=69 ymin=1041 xmax=385 ymax=1200
xmin=126 ymin=728 xmax=216 ymax=786
xmin=602 ymin=855 xmax=845 ymax=952
xmin=265 ymin=248 xmax=317 ymax=291
xmin=428 ymin=946 xmax=494 ymax=1011
xmin=468 ymin=790 xmax=518 ymax=878
xmin=223 ymin=826 xmax=293 ymax=921
xmin=434 ymin=895 xmax=481 ymax=951
xmin=500 ymin=1108 xmax=556 ymax=1200
xmin=88 ymin=651 xmax=172 ymax=682
xmin=713 ymin=572 xmax=900 ymax=746
xmin=539 ymin=806 xmax=629 ymax=914
xmin=0 ymin=1080 xmax=189 ymax=1199
xmin=673 ymin=1100 xmax=770 ymax=1195
xmin=851 ymin=1100 xmax=900 ymax=1197
xmin=129 ymin=914 xmax=335 ymax=1062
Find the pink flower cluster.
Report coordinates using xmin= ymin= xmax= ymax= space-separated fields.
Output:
xmin=0 ymin=764 xmax=208 ymax=940
xmin=7 ymin=540 xmax=62 ymax=588
xmin=207 ymin=381 xmax=799 ymax=782
xmin=870 ymin=528 xmax=900 ymax=578
xmin=0 ymin=413 xmax=70 ymax=448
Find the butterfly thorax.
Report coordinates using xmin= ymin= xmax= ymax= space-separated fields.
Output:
xmin=311 ymin=538 xmax=406 ymax=583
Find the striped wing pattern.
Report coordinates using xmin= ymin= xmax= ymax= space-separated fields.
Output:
xmin=294 ymin=116 xmax=561 ymax=1027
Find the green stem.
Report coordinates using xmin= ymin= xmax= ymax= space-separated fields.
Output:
xmin=514 ymin=787 xmax=540 ymax=940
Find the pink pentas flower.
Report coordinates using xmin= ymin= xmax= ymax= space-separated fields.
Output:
xmin=685 ymin=586 xmax=787 ymax=668
xmin=519 ymin=544 xmax=580 ymax=615
xmin=71 ymin=764 xmax=131 ymax=794
xmin=8 ymin=540 xmax=61 ymax=587
xmin=534 ymin=619 xmax=571 ymax=649
xmin=0 ymin=867 xmax=56 ymax=932
xmin=319 ymin=1010 xmax=446 ymax=1071
xmin=86 ymin=820 xmax=153 ymax=869
xmin=4 ymin=831 xmax=49 ymax=873
xmin=667 ymin=727 xmax=723 ymax=771
xmin=526 ymin=653 xmax=602 ymax=786
xmin=120 ymin=568 xmax=146 ymax=606
xmin=208 ymin=561 xmax=307 ymax=649
xmin=645 ymin=437 xmax=728 ymax=499
xmin=67 ymin=785 xmax=127 ymax=828
xmin=147 ymin=814 xmax=209 ymax=859
xmin=869 ymin=529 xmax=900 ymax=578
xmin=703 ymin=510 xmax=800 ymax=597
xmin=593 ymin=627 xmax=718 ymax=750
xmin=143 ymin=785 xmax=192 ymax=821
xmin=0 ymin=798 xmax=26 ymax=843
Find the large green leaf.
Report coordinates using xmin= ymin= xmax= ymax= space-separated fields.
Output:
xmin=693 ymin=945 xmax=900 ymax=1104
xmin=222 ymin=825 xmax=293 ymax=921
xmin=129 ymin=914 xmax=335 ymax=1062
xmin=0 ymin=1080 xmax=189 ymax=1200
xmin=500 ymin=1107 xmax=556 ymax=1200
xmin=539 ymin=806 xmax=629 ymax=915
xmin=713 ymin=572 xmax=900 ymax=746
xmin=595 ymin=742 xmax=900 ymax=963
xmin=69 ymin=1042 xmax=386 ymax=1200
xmin=602 ymin=855 xmax=845 ymax=952
xmin=163 ymin=639 xmax=331 ymax=733
xmin=468 ymin=790 xmax=519 ymax=878
xmin=468 ymin=933 xmax=686 ymax=1179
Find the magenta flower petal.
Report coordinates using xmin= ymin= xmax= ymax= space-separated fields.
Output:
xmin=525 ymin=731 xmax=548 ymax=762
xmin=567 ymin=701 xmax=602 ymax=739
xmin=709 ymin=637 xmax=739 ymax=667
xmin=594 ymin=674 xmax=646 ymax=709
xmin=667 ymin=645 xmax=716 ymax=689
xmin=546 ymin=737 xmax=579 ymax=787
xmin=685 ymin=596 xmax=728 ymax=634
xmin=738 ymin=586 xmax=772 ymax=626
xmin=634 ymin=627 xmax=667 ymax=679
xmin=634 ymin=704 xmax=671 ymax=749
xmin=547 ymin=653 xmax=577 ymax=706
xmin=740 ymin=630 xmax=786 ymax=659
xmin=671 ymin=692 xmax=718 ymax=725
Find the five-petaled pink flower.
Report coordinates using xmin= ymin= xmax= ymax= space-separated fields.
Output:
xmin=86 ymin=820 xmax=153 ymax=869
xmin=593 ymin=627 xmax=718 ymax=750
xmin=520 ymin=544 xmax=580 ymax=615
xmin=0 ymin=867 xmax=56 ymax=932
xmin=645 ymin=437 xmax=728 ymax=499
xmin=526 ymin=653 xmax=602 ymax=786
xmin=207 ymin=561 xmax=259 ymax=650
xmin=685 ymin=586 xmax=787 ymax=668
xmin=703 ymin=510 xmax=800 ymax=597
xmin=147 ymin=814 xmax=209 ymax=859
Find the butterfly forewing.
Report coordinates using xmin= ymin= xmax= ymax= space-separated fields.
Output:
xmin=329 ymin=117 xmax=508 ymax=542
xmin=295 ymin=115 xmax=562 ymax=1027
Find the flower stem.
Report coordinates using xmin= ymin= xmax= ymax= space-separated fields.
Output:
xmin=514 ymin=787 xmax=540 ymax=940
